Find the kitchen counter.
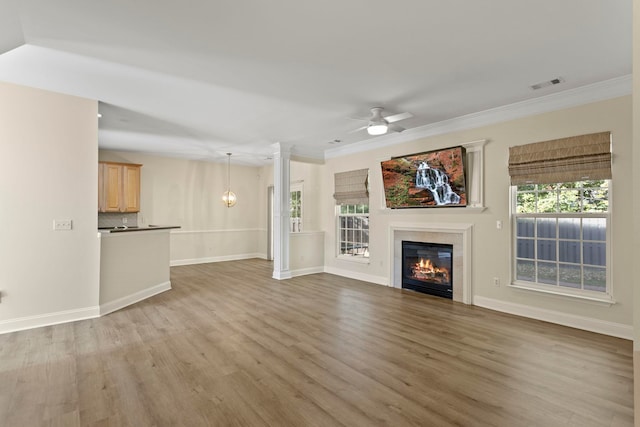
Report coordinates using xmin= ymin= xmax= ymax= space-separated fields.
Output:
xmin=98 ymin=225 xmax=180 ymax=233
xmin=99 ymin=225 xmax=177 ymax=315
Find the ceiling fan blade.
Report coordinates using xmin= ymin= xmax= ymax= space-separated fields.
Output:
xmin=388 ymin=123 xmax=406 ymax=133
xmin=384 ymin=112 xmax=413 ymax=123
xmin=348 ymin=125 xmax=368 ymax=134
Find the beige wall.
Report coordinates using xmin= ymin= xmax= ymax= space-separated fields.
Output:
xmin=322 ymin=96 xmax=633 ymax=330
xmin=0 ymin=82 xmax=99 ymax=332
xmin=99 ymin=150 xmax=268 ymax=264
xmin=290 ymin=232 xmax=324 ymax=272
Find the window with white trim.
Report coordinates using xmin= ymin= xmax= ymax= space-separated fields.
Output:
xmin=512 ymin=180 xmax=610 ymax=296
xmin=337 ymin=204 xmax=369 ymax=258
xmin=508 ymin=132 xmax=612 ymax=299
xmin=333 ymin=168 xmax=369 ymax=259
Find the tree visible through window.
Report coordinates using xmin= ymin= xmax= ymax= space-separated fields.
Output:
xmin=513 ymin=180 xmax=609 ymax=295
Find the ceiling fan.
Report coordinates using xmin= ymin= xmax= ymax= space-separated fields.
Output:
xmin=351 ymin=107 xmax=414 ymax=136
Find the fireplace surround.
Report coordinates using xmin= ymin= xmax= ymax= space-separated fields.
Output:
xmin=390 ymin=223 xmax=473 ymax=304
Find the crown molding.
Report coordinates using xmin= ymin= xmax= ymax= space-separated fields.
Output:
xmin=290 ymin=144 xmax=326 ymax=163
xmin=325 ymin=75 xmax=632 ymax=159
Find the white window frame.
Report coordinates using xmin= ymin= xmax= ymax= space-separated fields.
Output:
xmin=336 ymin=204 xmax=370 ymax=262
xmin=510 ymin=181 xmax=613 ymax=303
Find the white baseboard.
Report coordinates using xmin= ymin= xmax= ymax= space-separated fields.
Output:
xmin=0 ymin=306 xmax=100 ymax=335
xmin=272 ymin=270 xmax=293 ymax=280
xmin=474 ymin=296 xmax=633 ymax=340
xmin=171 ymin=253 xmax=266 ymax=266
xmin=100 ymin=281 xmax=172 ymax=316
xmin=323 ymin=266 xmax=389 ymax=286
xmin=290 ymin=266 xmax=325 ymax=277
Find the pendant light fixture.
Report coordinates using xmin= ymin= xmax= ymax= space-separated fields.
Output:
xmin=222 ymin=153 xmax=237 ymax=207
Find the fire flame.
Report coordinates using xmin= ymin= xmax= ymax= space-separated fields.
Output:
xmin=412 ymin=258 xmax=450 ymax=283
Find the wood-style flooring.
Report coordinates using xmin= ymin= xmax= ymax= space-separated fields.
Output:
xmin=0 ymin=259 xmax=633 ymax=426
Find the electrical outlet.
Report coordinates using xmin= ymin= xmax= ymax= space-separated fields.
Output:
xmin=122 ymin=217 xmax=128 ymax=224
xmin=493 ymin=277 xmax=500 ymax=287
xmin=53 ymin=219 xmax=72 ymax=231
xmin=496 ymin=220 xmax=503 ymax=230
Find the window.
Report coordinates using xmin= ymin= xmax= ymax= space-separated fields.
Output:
xmin=508 ymin=132 xmax=612 ymax=300
xmin=512 ymin=180 xmax=609 ymax=297
xmin=333 ymin=168 xmax=369 ymax=259
xmin=290 ymin=183 xmax=302 ymax=233
xmin=337 ymin=204 xmax=369 ymax=258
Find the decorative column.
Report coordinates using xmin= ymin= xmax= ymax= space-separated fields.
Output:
xmin=272 ymin=143 xmax=292 ymax=279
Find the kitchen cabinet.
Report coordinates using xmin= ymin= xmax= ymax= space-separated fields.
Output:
xmin=98 ymin=161 xmax=142 ymax=212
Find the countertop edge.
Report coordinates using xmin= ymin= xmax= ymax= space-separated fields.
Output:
xmin=99 ymin=225 xmax=181 ymax=234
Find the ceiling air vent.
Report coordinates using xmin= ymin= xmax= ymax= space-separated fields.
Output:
xmin=530 ymin=77 xmax=565 ymax=90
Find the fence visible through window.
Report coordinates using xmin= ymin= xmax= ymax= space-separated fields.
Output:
xmin=513 ymin=181 xmax=609 ymax=294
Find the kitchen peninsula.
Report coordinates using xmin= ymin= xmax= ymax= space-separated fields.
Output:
xmin=99 ymin=225 xmax=180 ymax=315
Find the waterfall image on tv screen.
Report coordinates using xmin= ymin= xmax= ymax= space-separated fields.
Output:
xmin=380 ymin=146 xmax=467 ymax=208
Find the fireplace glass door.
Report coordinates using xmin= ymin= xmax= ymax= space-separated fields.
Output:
xmin=402 ymin=241 xmax=453 ymax=299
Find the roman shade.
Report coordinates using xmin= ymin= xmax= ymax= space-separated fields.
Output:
xmin=333 ymin=169 xmax=369 ymax=205
xmin=508 ymin=131 xmax=611 ymax=185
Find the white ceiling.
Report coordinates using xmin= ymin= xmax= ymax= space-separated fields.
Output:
xmin=0 ymin=0 xmax=632 ymax=165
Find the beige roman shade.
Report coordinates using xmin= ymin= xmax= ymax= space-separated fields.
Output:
xmin=508 ymin=131 xmax=612 ymax=185
xmin=333 ymin=169 xmax=369 ymax=205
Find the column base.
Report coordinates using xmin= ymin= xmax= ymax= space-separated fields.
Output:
xmin=272 ymin=270 xmax=293 ymax=280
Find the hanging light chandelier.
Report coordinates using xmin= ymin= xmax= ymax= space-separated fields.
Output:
xmin=222 ymin=153 xmax=237 ymax=207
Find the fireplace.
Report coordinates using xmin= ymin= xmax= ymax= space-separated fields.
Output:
xmin=402 ymin=241 xmax=453 ymax=299
xmin=391 ymin=224 xmax=471 ymax=304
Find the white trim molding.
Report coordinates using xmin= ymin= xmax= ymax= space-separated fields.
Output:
xmin=290 ymin=266 xmax=325 ymax=277
xmin=100 ymin=281 xmax=172 ymax=316
xmin=273 ymin=270 xmax=293 ymax=280
xmin=324 ymin=266 xmax=388 ymax=286
xmin=462 ymin=139 xmax=486 ymax=209
xmin=326 ymin=75 xmax=631 ymax=160
xmin=171 ymin=228 xmax=265 ymax=235
xmin=0 ymin=306 xmax=100 ymax=335
xmin=171 ymin=253 xmax=266 ymax=267
xmin=474 ymin=296 xmax=633 ymax=340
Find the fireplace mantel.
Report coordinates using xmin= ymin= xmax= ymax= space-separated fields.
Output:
xmin=389 ymin=223 xmax=473 ymax=304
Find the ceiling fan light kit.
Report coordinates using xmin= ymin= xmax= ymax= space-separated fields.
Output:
xmin=367 ymin=123 xmax=388 ymax=135
xmin=354 ymin=107 xmax=413 ymax=136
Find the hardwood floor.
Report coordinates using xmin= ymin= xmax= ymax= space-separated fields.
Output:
xmin=0 ymin=259 xmax=633 ymax=426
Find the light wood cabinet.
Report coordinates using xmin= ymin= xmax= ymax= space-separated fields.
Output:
xmin=98 ymin=162 xmax=142 ymax=213
xmin=122 ymin=164 xmax=141 ymax=212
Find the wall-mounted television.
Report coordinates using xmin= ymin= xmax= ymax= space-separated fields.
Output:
xmin=380 ymin=146 xmax=467 ymax=208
